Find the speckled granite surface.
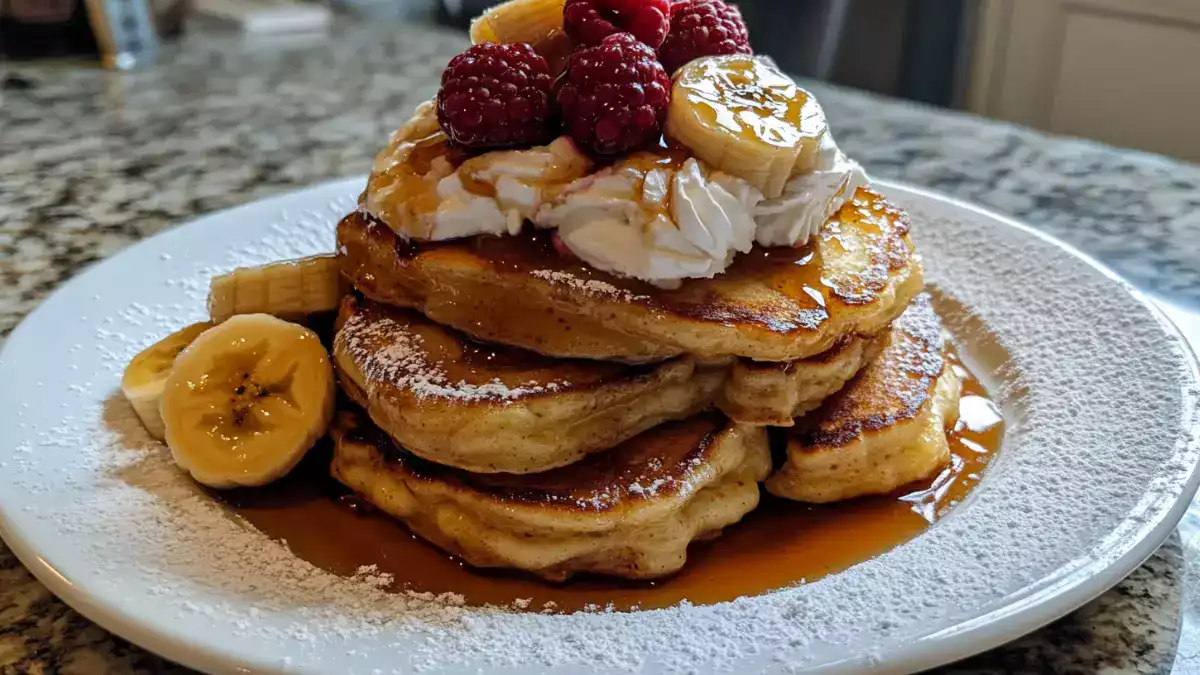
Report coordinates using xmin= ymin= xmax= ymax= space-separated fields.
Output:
xmin=1 ymin=19 xmax=1199 ymax=675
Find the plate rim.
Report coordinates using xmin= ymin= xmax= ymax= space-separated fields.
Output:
xmin=0 ymin=176 xmax=1197 ymax=675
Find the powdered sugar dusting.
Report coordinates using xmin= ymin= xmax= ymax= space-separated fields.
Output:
xmin=530 ymin=269 xmax=649 ymax=303
xmin=336 ymin=309 xmax=569 ymax=401
xmin=0 ymin=180 xmax=1197 ymax=674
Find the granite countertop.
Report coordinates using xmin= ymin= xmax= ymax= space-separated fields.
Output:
xmin=2 ymin=19 xmax=1200 ymax=675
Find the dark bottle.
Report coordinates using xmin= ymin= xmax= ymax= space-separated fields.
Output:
xmin=0 ymin=0 xmax=100 ymax=59
xmin=0 ymin=0 xmax=169 ymax=68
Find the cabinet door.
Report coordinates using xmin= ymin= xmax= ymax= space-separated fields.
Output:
xmin=970 ymin=0 xmax=1200 ymax=161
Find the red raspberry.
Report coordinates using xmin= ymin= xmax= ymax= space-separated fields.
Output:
xmin=563 ymin=0 xmax=671 ymax=49
xmin=551 ymin=232 xmax=578 ymax=259
xmin=436 ymin=43 xmax=554 ymax=149
xmin=557 ymin=33 xmax=671 ymax=156
xmin=659 ymin=0 xmax=752 ymax=74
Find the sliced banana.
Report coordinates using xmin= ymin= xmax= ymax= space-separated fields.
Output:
xmin=469 ymin=0 xmax=571 ymax=73
xmin=161 ymin=314 xmax=335 ymax=489
xmin=208 ymin=254 xmax=343 ymax=323
xmin=469 ymin=0 xmax=566 ymax=45
xmin=665 ymin=55 xmax=829 ymax=199
xmin=121 ymin=321 xmax=216 ymax=440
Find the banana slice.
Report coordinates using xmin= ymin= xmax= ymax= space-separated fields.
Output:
xmin=121 ymin=322 xmax=216 ymax=440
xmin=469 ymin=0 xmax=571 ymax=73
xmin=469 ymin=0 xmax=566 ymax=45
xmin=665 ymin=55 xmax=830 ymax=199
xmin=161 ymin=314 xmax=335 ymax=489
xmin=208 ymin=254 xmax=343 ymax=323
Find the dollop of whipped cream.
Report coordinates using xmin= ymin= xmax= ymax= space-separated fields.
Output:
xmin=363 ymin=101 xmax=869 ymax=285
xmin=754 ymin=130 xmax=868 ymax=248
xmin=536 ymin=153 xmax=763 ymax=288
xmin=364 ymin=101 xmax=592 ymax=241
xmin=432 ymin=138 xmax=592 ymax=239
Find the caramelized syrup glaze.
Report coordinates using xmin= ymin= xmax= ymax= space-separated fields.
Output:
xmin=218 ymin=344 xmax=1001 ymax=613
xmin=678 ymin=57 xmax=824 ymax=153
xmin=367 ymin=132 xmax=450 ymax=236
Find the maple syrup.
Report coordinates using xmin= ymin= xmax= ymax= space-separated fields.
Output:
xmin=367 ymin=132 xmax=450 ymax=237
xmin=216 ymin=344 xmax=1001 ymax=613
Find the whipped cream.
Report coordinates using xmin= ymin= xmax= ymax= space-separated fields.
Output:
xmin=365 ymin=102 xmax=592 ymax=241
xmin=536 ymin=154 xmax=762 ymax=288
xmin=429 ymin=137 xmax=592 ymax=240
xmin=754 ymin=130 xmax=868 ymax=248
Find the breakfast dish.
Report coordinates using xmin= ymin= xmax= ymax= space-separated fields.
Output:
xmin=117 ymin=0 xmax=954 ymax=581
xmin=330 ymin=408 xmax=770 ymax=581
xmin=2 ymin=180 xmax=1198 ymax=675
xmin=6 ymin=1 xmax=1198 ymax=672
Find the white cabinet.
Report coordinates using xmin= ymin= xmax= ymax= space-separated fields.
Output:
xmin=968 ymin=0 xmax=1200 ymax=161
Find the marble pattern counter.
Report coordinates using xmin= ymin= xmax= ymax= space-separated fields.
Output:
xmin=1 ymin=19 xmax=1199 ymax=675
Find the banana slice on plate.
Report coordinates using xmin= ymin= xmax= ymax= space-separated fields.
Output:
xmin=161 ymin=314 xmax=335 ymax=489
xmin=208 ymin=254 xmax=343 ymax=323
xmin=665 ymin=55 xmax=829 ymax=199
xmin=121 ymin=321 xmax=215 ymax=440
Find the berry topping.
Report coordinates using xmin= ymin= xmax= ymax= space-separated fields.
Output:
xmin=563 ymin=0 xmax=672 ymax=49
xmin=436 ymin=42 xmax=555 ymax=149
xmin=552 ymin=231 xmax=578 ymax=259
xmin=557 ymin=33 xmax=671 ymax=156
xmin=659 ymin=0 xmax=752 ymax=74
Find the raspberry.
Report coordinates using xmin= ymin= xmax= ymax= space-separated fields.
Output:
xmin=436 ymin=42 xmax=555 ymax=149
xmin=659 ymin=0 xmax=752 ymax=74
xmin=557 ymin=33 xmax=671 ymax=156
xmin=551 ymin=231 xmax=577 ymax=260
xmin=563 ymin=0 xmax=671 ymax=49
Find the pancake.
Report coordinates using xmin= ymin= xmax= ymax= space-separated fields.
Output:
xmin=719 ymin=333 xmax=884 ymax=427
xmin=337 ymin=185 xmax=923 ymax=363
xmin=330 ymin=409 xmax=771 ymax=581
xmin=766 ymin=294 xmax=963 ymax=503
xmin=333 ymin=296 xmax=726 ymax=474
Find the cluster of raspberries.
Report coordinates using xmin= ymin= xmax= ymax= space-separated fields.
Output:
xmin=437 ymin=0 xmax=752 ymax=157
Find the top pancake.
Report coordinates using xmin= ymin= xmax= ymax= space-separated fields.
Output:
xmin=337 ymin=186 xmax=923 ymax=362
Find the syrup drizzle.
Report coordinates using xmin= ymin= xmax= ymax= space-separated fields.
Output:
xmin=216 ymin=343 xmax=1001 ymax=613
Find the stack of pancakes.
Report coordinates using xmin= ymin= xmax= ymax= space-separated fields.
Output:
xmin=330 ymin=184 xmax=961 ymax=581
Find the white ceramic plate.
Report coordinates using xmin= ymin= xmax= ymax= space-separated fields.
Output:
xmin=1 ymin=178 xmax=1197 ymax=675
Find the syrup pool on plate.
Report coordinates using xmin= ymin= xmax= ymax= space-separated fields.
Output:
xmin=215 ymin=344 xmax=1002 ymax=613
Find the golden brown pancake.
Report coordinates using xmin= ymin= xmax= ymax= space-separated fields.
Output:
xmin=334 ymin=295 xmax=884 ymax=470
xmin=337 ymin=186 xmax=923 ymax=363
xmin=330 ymin=409 xmax=771 ymax=581
xmin=766 ymin=294 xmax=962 ymax=503
xmin=719 ymin=333 xmax=884 ymax=427
xmin=333 ymin=296 xmax=726 ymax=474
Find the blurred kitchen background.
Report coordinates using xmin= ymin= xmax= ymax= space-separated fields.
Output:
xmin=3 ymin=0 xmax=1199 ymax=162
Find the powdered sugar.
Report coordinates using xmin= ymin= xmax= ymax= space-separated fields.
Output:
xmin=530 ymin=268 xmax=650 ymax=303
xmin=0 ymin=179 xmax=1196 ymax=674
xmin=628 ymin=477 xmax=670 ymax=497
xmin=336 ymin=309 xmax=569 ymax=402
